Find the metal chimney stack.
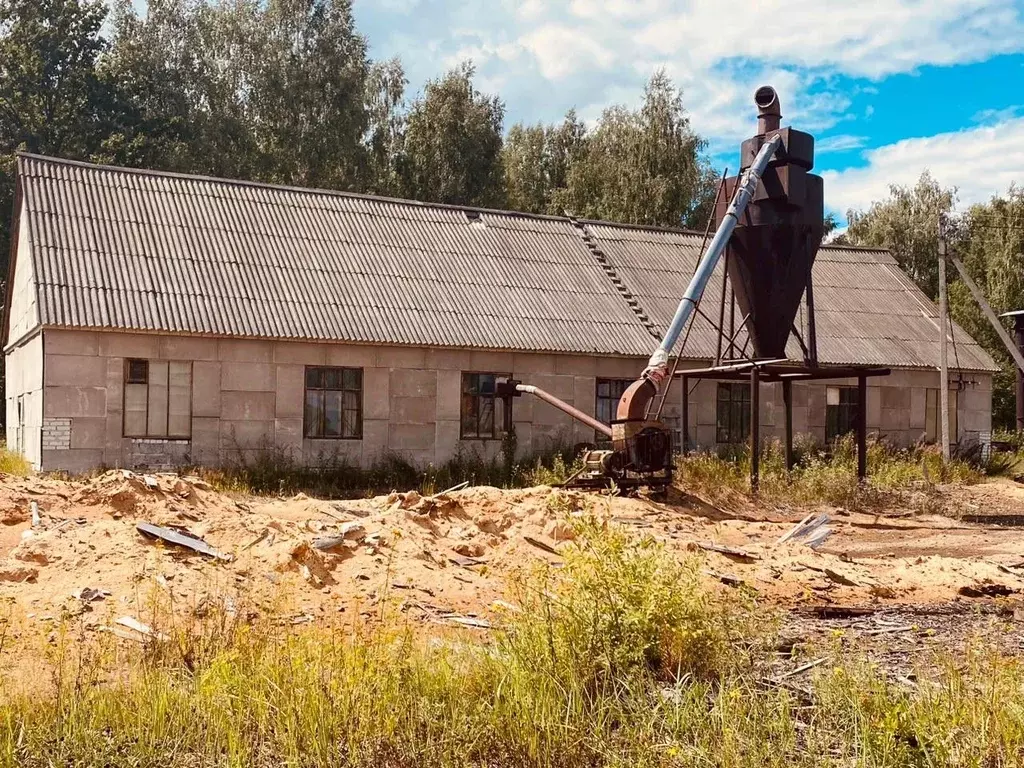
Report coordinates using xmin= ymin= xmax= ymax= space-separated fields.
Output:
xmin=714 ymin=86 xmax=825 ymax=360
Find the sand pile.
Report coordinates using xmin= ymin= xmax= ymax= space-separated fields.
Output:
xmin=2 ymin=470 xmax=1024 ymax=642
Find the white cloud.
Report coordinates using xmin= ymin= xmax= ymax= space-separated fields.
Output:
xmin=816 ymin=134 xmax=869 ymax=154
xmin=518 ymin=24 xmax=616 ymax=80
xmin=823 ymin=116 xmax=1024 ymax=215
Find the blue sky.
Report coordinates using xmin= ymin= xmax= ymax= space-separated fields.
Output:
xmin=352 ymin=0 xmax=1024 ymax=221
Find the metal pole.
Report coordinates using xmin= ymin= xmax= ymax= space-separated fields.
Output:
xmin=645 ymin=134 xmax=781 ymax=377
xmin=783 ymin=379 xmax=794 ymax=472
xmin=938 ymin=229 xmax=950 ymax=461
xmin=750 ymin=367 xmax=760 ymax=492
xmin=514 ymin=384 xmax=612 ymax=438
xmin=1016 ymin=316 xmax=1024 ymax=431
xmin=681 ymin=375 xmax=690 ymax=452
xmin=857 ymin=374 xmax=867 ymax=481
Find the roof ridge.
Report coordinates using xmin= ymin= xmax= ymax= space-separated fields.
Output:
xmin=15 ymin=152 xmax=876 ymax=253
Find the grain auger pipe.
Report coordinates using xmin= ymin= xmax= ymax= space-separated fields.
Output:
xmin=501 ymin=86 xmax=790 ymax=490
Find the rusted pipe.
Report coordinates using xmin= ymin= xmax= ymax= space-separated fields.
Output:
xmin=755 ymin=85 xmax=781 ymax=133
xmin=515 ymin=384 xmax=612 ymax=438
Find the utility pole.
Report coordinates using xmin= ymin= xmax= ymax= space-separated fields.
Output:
xmin=938 ymin=221 xmax=951 ymax=461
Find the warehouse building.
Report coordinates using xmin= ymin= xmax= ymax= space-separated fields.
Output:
xmin=3 ymin=154 xmax=996 ymax=473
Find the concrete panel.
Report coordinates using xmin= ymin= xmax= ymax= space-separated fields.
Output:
xmin=389 ymin=423 xmax=436 ymax=452
xmin=435 ymin=420 xmax=461 ymax=462
xmin=383 ymin=346 xmax=426 ymax=369
xmin=595 ymin=357 xmax=645 ymax=379
xmin=45 ymin=354 xmax=106 ymax=387
xmin=44 ymin=387 xmax=105 ymax=418
xmin=221 ymin=362 xmax=273 ymax=392
xmin=191 ymin=417 xmax=220 ymax=465
xmin=436 ymin=370 xmax=462 ymax=421
xmin=218 ymin=339 xmax=273 ymax=363
xmin=70 ymin=417 xmax=106 ymax=450
xmin=391 ymin=397 xmax=435 ymax=424
xmin=98 ymin=333 xmax=161 ymax=359
xmin=274 ymin=342 xmax=328 ymax=365
xmin=866 ymin=387 xmax=881 ymax=430
xmin=390 ymin=368 xmax=436 ymax=398
xmin=160 ymin=336 xmax=219 ymax=362
xmin=806 ymin=385 xmax=826 ymax=428
xmin=910 ymin=388 xmax=927 ymax=428
xmin=105 ymin=358 xmax=124 ymax=415
xmin=41 ymin=449 xmax=105 ymax=474
xmin=530 ymin=373 xmax=574 ymax=402
xmin=326 ymin=344 xmax=378 ymax=368
xmin=222 ymin=391 xmax=276 ymax=422
xmin=274 ymin=418 xmax=303 ymax=458
xmin=220 ymin=420 xmax=273 ymax=453
xmin=275 ymin=365 xmax=305 ymax=418
xmin=425 ymin=348 xmax=472 ymax=371
xmin=470 ymin=350 xmax=513 ymax=373
xmin=512 ymin=353 xmax=557 ymax=374
xmin=363 ymin=368 xmax=390 ymax=420
xmin=192 ymin=362 xmax=222 ymax=418
xmin=305 ymin=438 xmax=363 ymax=466
xmin=362 ymin=419 xmax=389 ymax=456
xmin=512 ymin=422 xmax=534 ymax=459
xmin=44 ymin=330 xmax=99 ymax=357
xmin=511 ymin=393 xmax=534 ymax=423
xmin=554 ymin=354 xmax=596 ymax=377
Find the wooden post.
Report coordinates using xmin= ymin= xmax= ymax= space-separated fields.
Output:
xmin=783 ymin=379 xmax=794 ymax=471
xmin=857 ymin=374 xmax=867 ymax=481
xmin=938 ymin=230 xmax=951 ymax=461
xmin=750 ymin=367 xmax=760 ymax=492
xmin=681 ymin=375 xmax=690 ymax=453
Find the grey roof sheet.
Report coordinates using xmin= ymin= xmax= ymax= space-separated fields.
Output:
xmin=12 ymin=153 xmax=997 ymax=371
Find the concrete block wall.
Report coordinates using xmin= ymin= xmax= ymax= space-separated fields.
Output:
xmin=4 ymin=333 xmax=43 ymax=468
xmin=682 ymin=369 xmax=992 ymax=452
xmin=29 ymin=329 xmax=992 ymax=473
xmin=34 ymin=330 xmax=670 ymax=473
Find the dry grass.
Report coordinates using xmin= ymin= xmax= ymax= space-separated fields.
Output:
xmin=0 ymin=443 xmax=31 ymax=477
xmin=2 ymin=522 xmax=1024 ymax=767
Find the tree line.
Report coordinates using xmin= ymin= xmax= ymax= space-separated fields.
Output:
xmin=2 ymin=0 xmax=1021 ymax=429
xmin=838 ymin=173 xmax=1024 ymax=429
xmin=0 ymin=0 xmax=716 ymax=256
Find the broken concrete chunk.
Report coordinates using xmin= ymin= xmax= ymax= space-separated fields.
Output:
xmin=338 ymin=521 xmax=366 ymax=541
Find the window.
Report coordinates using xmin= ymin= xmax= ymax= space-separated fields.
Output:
xmin=304 ymin=367 xmax=362 ymax=439
xmin=461 ymin=372 xmax=507 ymax=439
xmin=596 ymin=379 xmax=632 ymax=425
xmin=925 ymin=389 xmax=958 ymax=444
xmin=716 ymin=383 xmax=751 ymax=444
xmin=826 ymin=386 xmax=859 ymax=442
xmin=123 ymin=360 xmax=192 ymax=438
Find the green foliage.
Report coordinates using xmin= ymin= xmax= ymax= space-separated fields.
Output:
xmin=201 ymin=439 xmax=582 ymax=497
xmin=676 ymin=435 xmax=982 ymax=510
xmin=845 ymin=171 xmax=956 ymax=300
xmin=396 ymin=62 xmax=505 ymax=207
xmin=3 ymin=524 xmax=1024 ymax=765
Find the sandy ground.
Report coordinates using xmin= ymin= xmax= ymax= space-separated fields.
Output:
xmin=2 ymin=470 xmax=1024 ymax=666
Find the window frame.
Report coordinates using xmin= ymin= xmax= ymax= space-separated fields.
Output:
xmin=825 ymin=385 xmax=859 ymax=442
xmin=460 ymin=371 xmax=509 ymax=440
xmin=595 ymin=378 xmax=632 ymax=427
xmin=716 ymin=382 xmax=751 ymax=444
xmin=303 ymin=366 xmax=364 ymax=440
xmin=122 ymin=358 xmax=193 ymax=439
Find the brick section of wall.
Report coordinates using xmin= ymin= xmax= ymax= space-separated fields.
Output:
xmin=42 ymin=418 xmax=71 ymax=450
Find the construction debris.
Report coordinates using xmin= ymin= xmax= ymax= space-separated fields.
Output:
xmin=137 ymin=522 xmax=231 ymax=561
xmin=697 ymin=541 xmax=760 ymax=562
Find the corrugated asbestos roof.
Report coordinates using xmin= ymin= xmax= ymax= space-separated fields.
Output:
xmin=10 ymin=153 xmax=997 ymax=371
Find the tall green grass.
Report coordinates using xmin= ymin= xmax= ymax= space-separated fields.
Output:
xmin=677 ymin=435 xmax=983 ymax=510
xmin=2 ymin=522 xmax=1023 ymax=767
xmin=200 ymin=442 xmax=582 ymax=498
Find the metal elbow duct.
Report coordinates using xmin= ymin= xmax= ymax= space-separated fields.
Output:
xmin=755 ymin=85 xmax=781 ymax=133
